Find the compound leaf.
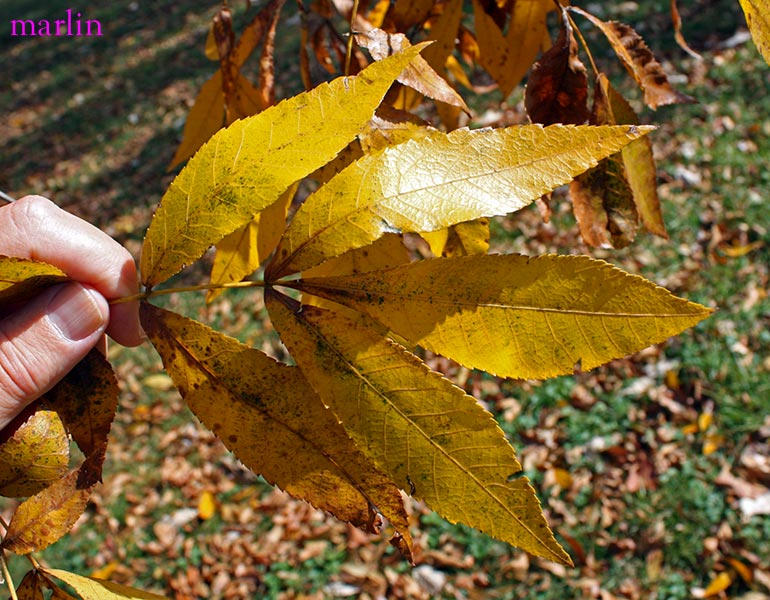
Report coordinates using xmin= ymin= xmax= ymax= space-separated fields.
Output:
xmin=268 ymin=124 xmax=653 ymax=277
xmin=292 ymin=254 xmax=713 ymax=379
xmin=141 ymin=45 xmax=427 ymax=287
xmin=140 ymin=303 xmax=412 ymax=553
xmin=266 ymin=291 xmax=571 ymax=565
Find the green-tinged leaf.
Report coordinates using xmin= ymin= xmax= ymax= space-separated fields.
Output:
xmin=266 ymin=291 xmax=571 ymax=565
xmin=739 ymin=0 xmax=770 ymax=64
xmin=0 ymin=256 xmax=68 ymax=308
xmin=2 ymin=456 xmax=99 ymax=554
xmin=0 ymin=407 xmax=69 ymax=498
xmin=207 ymin=182 xmax=298 ymax=302
xmin=39 ymin=349 xmax=119 ymax=466
xmin=167 ymin=71 xmax=225 ymax=170
xmin=41 ymin=569 xmax=168 ymax=600
xmin=139 ymin=303 xmax=413 ymax=553
xmin=268 ymin=124 xmax=653 ymax=277
xmin=141 ymin=45 xmax=427 ymax=287
xmin=291 ymin=254 xmax=713 ymax=379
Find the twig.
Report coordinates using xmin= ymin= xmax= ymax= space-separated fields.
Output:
xmin=344 ymin=0 xmax=360 ymax=76
xmin=0 ymin=550 xmax=18 ymax=600
xmin=109 ymin=279 xmax=267 ymax=305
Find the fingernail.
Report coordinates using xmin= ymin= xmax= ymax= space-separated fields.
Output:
xmin=48 ymin=284 xmax=107 ymax=341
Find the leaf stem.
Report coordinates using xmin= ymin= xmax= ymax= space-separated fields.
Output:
xmin=344 ymin=0 xmax=360 ymax=76
xmin=0 ymin=190 xmax=16 ymax=205
xmin=1 ymin=550 xmax=18 ymax=600
xmin=567 ymin=11 xmax=599 ymax=77
xmin=109 ymin=279 xmax=267 ymax=305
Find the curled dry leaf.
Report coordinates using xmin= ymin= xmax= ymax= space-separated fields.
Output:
xmin=570 ymin=7 xmax=695 ymax=109
xmin=268 ymin=124 xmax=653 ymax=278
xmin=291 ymin=254 xmax=713 ymax=379
xmin=570 ymin=74 xmax=666 ymax=246
xmin=525 ymin=8 xmax=589 ymax=126
xmin=142 ymin=46 xmax=427 ymax=287
xmin=670 ymin=0 xmax=702 ymax=59
xmin=17 ymin=569 xmax=46 ymax=600
xmin=140 ymin=303 xmax=413 ymax=556
xmin=738 ymin=0 xmax=770 ymax=65
xmin=355 ymin=28 xmax=469 ymax=112
xmin=0 ymin=406 xmax=69 ymax=498
xmin=266 ymin=290 xmax=572 ymax=565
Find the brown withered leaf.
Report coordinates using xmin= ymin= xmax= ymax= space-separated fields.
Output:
xmin=17 ymin=570 xmax=46 ymax=600
xmin=312 ymin=24 xmax=336 ymax=74
xmin=570 ymin=76 xmax=640 ymax=248
xmin=0 ymin=406 xmax=69 ymax=498
xmin=257 ymin=0 xmax=286 ymax=109
xmin=233 ymin=0 xmax=285 ymax=67
xmin=387 ymin=0 xmax=435 ymax=29
xmin=670 ymin=0 xmax=702 ymax=59
xmin=40 ymin=348 xmax=119 ymax=465
xmin=299 ymin=10 xmax=312 ymax=88
xmin=2 ymin=454 xmax=101 ymax=554
xmin=570 ymin=7 xmax=694 ymax=109
xmin=525 ymin=8 xmax=589 ymax=125
xmin=356 ymin=28 xmax=470 ymax=112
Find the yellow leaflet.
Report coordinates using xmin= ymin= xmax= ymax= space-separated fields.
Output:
xmin=142 ymin=46 xmax=426 ymax=287
xmin=207 ymin=182 xmax=298 ymax=303
xmin=0 ymin=255 xmax=68 ymax=308
xmin=421 ymin=229 xmax=449 ymax=256
xmin=268 ymin=124 xmax=653 ymax=278
xmin=739 ymin=0 xmax=770 ymax=64
xmin=422 ymin=219 xmax=489 ymax=257
xmin=167 ymin=71 xmax=225 ymax=170
xmin=293 ymin=254 xmax=713 ymax=379
xmin=266 ymin=291 xmax=571 ymax=565
xmin=140 ymin=304 xmax=412 ymax=550
xmin=302 ymin=233 xmax=411 ymax=312
xmin=473 ymin=0 xmax=550 ymax=97
xmin=42 ymin=569 xmax=168 ymax=600
xmin=0 ymin=409 xmax=69 ymax=498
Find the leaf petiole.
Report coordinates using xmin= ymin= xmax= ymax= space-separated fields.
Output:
xmin=0 ymin=550 xmax=17 ymax=600
xmin=109 ymin=279 xmax=267 ymax=305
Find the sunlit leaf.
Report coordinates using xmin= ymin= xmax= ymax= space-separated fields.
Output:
xmin=41 ymin=568 xmax=168 ymax=600
xmin=291 ymin=254 xmax=713 ymax=379
xmin=142 ymin=46 xmax=426 ymax=287
xmin=140 ymin=303 xmax=412 ymax=552
xmin=355 ymin=28 xmax=469 ymax=112
xmin=0 ymin=256 xmax=68 ymax=309
xmin=0 ymin=407 xmax=69 ymax=498
xmin=266 ymin=291 xmax=571 ymax=565
xmin=2 ymin=459 xmax=97 ymax=554
xmin=570 ymin=7 xmax=695 ymax=108
xmin=268 ymin=124 xmax=653 ymax=277
xmin=741 ymin=0 xmax=770 ymax=64
xmin=701 ymin=571 xmax=733 ymax=597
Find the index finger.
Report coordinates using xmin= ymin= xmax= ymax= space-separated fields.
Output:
xmin=0 ymin=195 xmax=143 ymax=347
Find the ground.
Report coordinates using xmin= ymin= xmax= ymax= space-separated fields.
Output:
xmin=1 ymin=0 xmax=769 ymax=598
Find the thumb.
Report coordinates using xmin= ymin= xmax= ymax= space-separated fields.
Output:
xmin=0 ymin=283 xmax=108 ymax=430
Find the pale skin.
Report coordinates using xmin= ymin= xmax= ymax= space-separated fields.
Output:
xmin=0 ymin=195 xmax=144 ymax=431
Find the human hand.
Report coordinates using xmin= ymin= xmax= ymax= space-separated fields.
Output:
xmin=0 ymin=195 xmax=143 ymax=430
